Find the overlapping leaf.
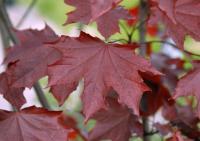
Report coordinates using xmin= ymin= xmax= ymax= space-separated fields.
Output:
xmin=65 ymin=0 xmax=130 ymax=38
xmin=0 ymin=71 xmax=25 ymax=109
xmin=161 ymin=103 xmax=200 ymax=139
xmin=5 ymin=26 xmax=62 ymax=88
xmin=50 ymin=83 xmax=77 ymax=106
xmin=174 ymin=62 xmax=200 ymax=118
xmin=47 ymin=32 xmax=161 ymax=119
xmin=89 ymin=97 xmax=143 ymax=141
xmin=65 ymin=0 xmax=121 ymax=23
xmin=0 ymin=107 xmax=69 ymax=141
xmin=149 ymin=0 xmax=200 ymax=48
xmin=140 ymin=77 xmax=172 ymax=116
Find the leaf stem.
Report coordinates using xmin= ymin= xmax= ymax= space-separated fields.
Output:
xmin=139 ymin=0 xmax=148 ymax=56
xmin=16 ymin=0 xmax=37 ymax=28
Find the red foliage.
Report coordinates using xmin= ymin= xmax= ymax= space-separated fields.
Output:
xmin=46 ymin=32 xmax=160 ymax=119
xmin=65 ymin=0 xmax=130 ymax=38
xmin=0 ymin=107 xmax=69 ymax=141
xmin=175 ymin=61 xmax=200 ymax=118
xmin=0 ymin=0 xmax=200 ymax=140
xmin=149 ymin=0 xmax=200 ymax=48
xmin=89 ymin=97 xmax=143 ymax=141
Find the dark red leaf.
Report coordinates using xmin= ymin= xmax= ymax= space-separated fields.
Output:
xmin=65 ymin=0 xmax=130 ymax=38
xmin=65 ymin=0 xmax=121 ymax=24
xmin=96 ymin=7 xmax=130 ymax=38
xmin=174 ymin=61 xmax=200 ymax=118
xmin=58 ymin=114 xmax=87 ymax=140
xmin=50 ymin=83 xmax=77 ymax=106
xmin=5 ymin=25 xmax=62 ymax=88
xmin=149 ymin=0 xmax=200 ymax=48
xmin=162 ymin=103 xmax=200 ymax=139
xmin=47 ymin=32 xmax=161 ymax=119
xmin=89 ymin=97 xmax=143 ymax=141
xmin=0 ymin=71 xmax=25 ymax=109
xmin=0 ymin=107 xmax=69 ymax=141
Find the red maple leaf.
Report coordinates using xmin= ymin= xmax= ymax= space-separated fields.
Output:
xmin=149 ymin=0 xmax=200 ymax=48
xmin=50 ymin=83 xmax=78 ymax=106
xmin=46 ymin=32 xmax=161 ymax=119
xmin=162 ymin=103 xmax=200 ymax=139
xmin=0 ymin=67 xmax=25 ymax=109
xmin=95 ymin=7 xmax=130 ymax=38
xmin=89 ymin=97 xmax=143 ymax=141
xmin=65 ymin=0 xmax=121 ymax=23
xmin=0 ymin=107 xmax=69 ymax=141
xmin=4 ymin=26 xmax=62 ymax=88
xmin=65 ymin=0 xmax=130 ymax=38
xmin=174 ymin=62 xmax=200 ymax=118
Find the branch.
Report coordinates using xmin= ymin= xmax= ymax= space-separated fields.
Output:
xmin=139 ymin=0 xmax=148 ymax=56
xmin=138 ymin=0 xmax=152 ymax=141
xmin=140 ymin=40 xmax=178 ymax=48
xmin=34 ymin=82 xmax=51 ymax=110
xmin=0 ymin=16 xmax=10 ymax=47
xmin=0 ymin=0 xmax=50 ymax=110
xmin=0 ymin=0 xmax=19 ymax=44
xmin=16 ymin=0 xmax=37 ymax=28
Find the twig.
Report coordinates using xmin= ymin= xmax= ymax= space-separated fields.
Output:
xmin=0 ymin=0 xmax=50 ymax=110
xmin=16 ymin=0 xmax=37 ymax=28
xmin=108 ymin=38 xmax=128 ymax=44
xmin=0 ymin=0 xmax=19 ymax=44
xmin=34 ymin=82 xmax=51 ymax=110
xmin=129 ymin=20 xmax=147 ymax=43
xmin=140 ymin=40 xmax=178 ymax=48
xmin=119 ymin=21 xmax=130 ymax=39
xmin=0 ymin=17 xmax=10 ymax=47
xmin=139 ymin=0 xmax=148 ymax=56
xmin=141 ymin=40 xmax=196 ymax=62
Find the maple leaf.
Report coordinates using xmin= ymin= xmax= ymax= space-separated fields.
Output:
xmin=0 ymin=107 xmax=69 ymax=141
xmin=65 ymin=0 xmax=130 ymax=38
xmin=149 ymin=0 xmax=200 ymax=48
xmin=0 ymin=69 xmax=25 ymax=109
xmin=50 ymin=83 xmax=77 ymax=106
xmin=47 ymin=32 xmax=161 ymax=119
xmin=140 ymin=80 xmax=171 ymax=116
xmin=65 ymin=0 xmax=121 ymax=23
xmin=95 ymin=7 xmax=130 ymax=38
xmin=4 ymin=25 xmax=62 ymax=88
xmin=174 ymin=62 xmax=200 ymax=118
xmin=89 ymin=97 xmax=143 ymax=141
xmin=161 ymin=103 xmax=200 ymax=139
xmin=58 ymin=113 xmax=88 ymax=140
xmin=150 ymin=0 xmax=176 ymax=23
